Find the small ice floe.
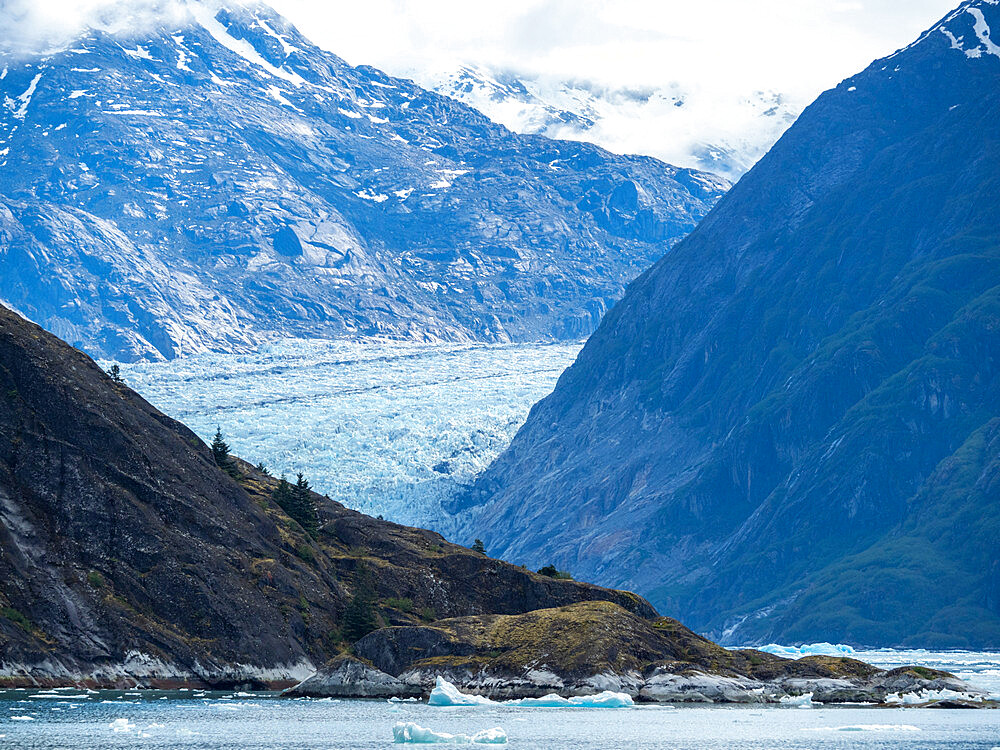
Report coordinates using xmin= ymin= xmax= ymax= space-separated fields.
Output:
xmin=392 ymin=722 xmax=507 ymax=744
xmin=885 ymin=688 xmax=986 ymax=705
xmin=9 ymin=716 xmax=34 ymax=721
xmin=428 ymin=678 xmax=495 ymax=706
xmin=779 ymin=692 xmax=816 ymax=708
xmin=508 ymin=692 xmax=633 ymax=708
xmin=805 ymin=725 xmax=921 ymax=732
xmin=428 ymin=677 xmax=632 ymax=708
xmin=109 ymin=718 xmax=136 ymax=732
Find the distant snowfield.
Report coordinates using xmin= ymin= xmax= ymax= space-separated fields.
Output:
xmin=115 ymin=339 xmax=581 ymax=537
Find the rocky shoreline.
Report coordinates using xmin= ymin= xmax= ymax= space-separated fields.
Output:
xmin=284 ymin=602 xmax=995 ymax=707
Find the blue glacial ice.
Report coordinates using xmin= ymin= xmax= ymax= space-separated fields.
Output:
xmin=756 ymin=643 xmax=856 ymax=658
xmin=428 ymin=677 xmax=633 ymax=708
xmin=393 ymin=722 xmax=507 ymax=744
xmin=114 ymin=339 xmax=581 ymax=534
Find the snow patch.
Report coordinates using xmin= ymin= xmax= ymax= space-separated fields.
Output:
xmin=255 ymin=18 xmax=299 ymax=57
xmin=266 ymin=85 xmax=302 ymax=112
xmin=393 ymin=722 xmax=507 ymax=744
xmin=190 ymin=5 xmax=305 ymax=86
xmin=338 ymin=107 xmax=362 ymax=119
xmin=69 ymin=89 xmax=88 ymax=99
xmin=121 ymin=45 xmax=153 ymax=60
xmin=4 ymin=73 xmax=43 ymax=121
xmin=355 ymin=189 xmax=389 ymax=203
xmin=968 ymin=7 xmax=1000 ymax=58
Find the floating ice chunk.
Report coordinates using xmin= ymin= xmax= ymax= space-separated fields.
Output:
xmin=392 ymin=722 xmax=507 ymax=744
xmin=757 ymin=643 xmax=855 ymax=658
xmin=428 ymin=678 xmax=632 ymax=708
xmin=428 ymin=677 xmax=496 ymax=706
xmin=508 ymin=692 xmax=633 ymax=708
xmin=885 ymin=688 xmax=986 ymax=705
xmin=805 ymin=725 xmax=921 ymax=732
xmin=109 ymin=718 xmax=136 ymax=732
xmin=780 ymin=692 xmax=816 ymax=708
xmin=9 ymin=716 xmax=34 ymax=721
xmin=389 ymin=696 xmax=419 ymax=702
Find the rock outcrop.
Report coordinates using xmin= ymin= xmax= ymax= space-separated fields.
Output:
xmin=286 ymin=601 xmax=989 ymax=704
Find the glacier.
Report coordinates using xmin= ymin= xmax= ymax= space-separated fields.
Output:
xmin=113 ymin=339 xmax=581 ymax=533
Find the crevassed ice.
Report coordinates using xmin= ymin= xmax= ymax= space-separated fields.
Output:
xmin=116 ymin=339 xmax=581 ymax=534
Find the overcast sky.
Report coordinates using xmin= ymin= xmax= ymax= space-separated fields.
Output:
xmin=266 ymin=0 xmax=958 ymax=96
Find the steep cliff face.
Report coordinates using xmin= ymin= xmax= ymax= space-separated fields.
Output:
xmin=0 ymin=304 xmax=653 ymax=687
xmin=0 ymin=3 xmax=725 ymax=361
xmin=457 ymin=1 xmax=1000 ymax=648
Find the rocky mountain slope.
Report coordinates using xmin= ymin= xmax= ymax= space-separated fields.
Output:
xmin=414 ymin=64 xmax=800 ymax=181
xmin=0 ymin=2 xmax=726 ymax=362
xmin=0 ymin=305 xmax=983 ymax=704
xmin=455 ymin=0 xmax=1000 ymax=648
xmin=0 ymin=303 xmax=654 ymax=687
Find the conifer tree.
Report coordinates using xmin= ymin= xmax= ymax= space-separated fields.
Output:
xmin=472 ymin=539 xmax=486 ymax=555
xmin=108 ymin=364 xmax=124 ymax=384
xmin=293 ymin=472 xmax=319 ymax=537
xmin=342 ymin=564 xmax=378 ymax=642
xmin=211 ymin=427 xmax=240 ymax=478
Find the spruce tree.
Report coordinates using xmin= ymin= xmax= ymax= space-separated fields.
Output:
xmin=211 ymin=427 xmax=240 ymax=478
xmin=293 ymin=472 xmax=319 ymax=537
xmin=342 ymin=565 xmax=378 ymax=642
xmin=108 ymin=364 xmax=124 ymax=384
xmin=472 ymin=539 xmax=486 ymax=555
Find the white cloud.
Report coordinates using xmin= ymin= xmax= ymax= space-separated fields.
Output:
xmin=267 ymin=0 xmax=959 ymax=97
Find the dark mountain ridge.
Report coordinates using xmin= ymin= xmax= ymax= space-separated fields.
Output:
xmin=0 ymin=2 xmax=725 ymax=361
xmin=455 ymin=0 xmax=1000 ymax=648
xmin=0 ymin=303 xmax=654 ymax=687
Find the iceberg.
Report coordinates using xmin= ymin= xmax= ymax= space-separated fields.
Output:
xmin=428 ymin=677 xmax=633 ymax=708
xmin=885 ymin=688 xmax=987 ymax=705
xmin=779 ymin=692 xmax=816 ymax=708
xmin=393 ymin=722 xmax=507 ymax=744
xmin=508 ymin=692 xmax=633 ymax=708
xmin=428 ymin=677 xmax=497 ymax=706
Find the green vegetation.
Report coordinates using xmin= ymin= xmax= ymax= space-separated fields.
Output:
xmin=419 ymin=606 xmax=437 ymax=622
xmin=384 ymin=597 xmax=414 ymax=613
xmin=1 ymin=606 xmax=32 ymax=633
xmin=342 ymin=565 xmax=379 ymax=642
xmin=211 ymin=427 xmax=241 ymax=479
xmin=295 ymin=543 xmax=316 ymax=564
xmin=87 ymin=570 xmax=105 ymax=589
xmin=537 ymin=564 xmax=573 ymax=580
xmin=273 ymin=473 xmax=319 ymax=537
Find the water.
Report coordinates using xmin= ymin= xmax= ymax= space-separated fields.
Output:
xmin=112 ymin=339 xmax=582 ymax=533
xmin=1 ymin=689 xmax=998 ymax=749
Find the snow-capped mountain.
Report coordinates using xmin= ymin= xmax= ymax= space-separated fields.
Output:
xmin=456 ymin=0 xmax=1000 ymax=647
xmin=0 ymin=2 xmax=727 ymax=361
xmin=411 ymin=64 xmax=802 ymax=182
